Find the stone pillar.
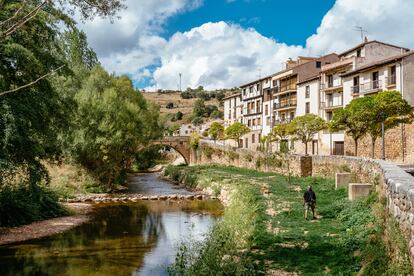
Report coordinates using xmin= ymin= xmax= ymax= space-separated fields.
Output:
xmin=335 ymin=173 xmax=352 ymax=189
xmin=348 ymin=183 xmax=372 ymax=201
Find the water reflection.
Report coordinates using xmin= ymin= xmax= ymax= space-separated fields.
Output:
xmin=0 ymin=200 xmax=222 ymax=276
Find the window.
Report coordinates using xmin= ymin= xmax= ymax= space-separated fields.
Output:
xmin=256 ymin=100 xmax=260 ymax=112
xmin=256 ymin=84 xmax=260 ymax=91
xmin=290 ymin=112 xmax=295 ymax=120
xmin=327 ymin=111 xmax=333 ymax=121
xmin=305 ymin=102 xmax=310 ymax=114
xmin=228 ymin=111 xmax=231 ymax=119
xmin=252 ymin=119 xmax=256 ymax=126
xmin=356 ymin=49 xmax=361 ymax=57
xmin=327 ymin=75 xmax=333 ymax=87
xmin=305 ymin=86 xmax=310 ymax=98
xmin=266 ymin=116 xmax=270 ymax=126
xmin=252 ymin=134 xmax=255 ymax=144
xmin=353 ymin=76 xmax=360 ymax=94
xmin=258 ymin=133 xmax=261 ymax=142
xmin=265 ymin=104 xmax=268 ymax=115
xmin=245 ymin=138 xmax=249 ymax=148
xmin=389 ymin=65 xmax=396 ymax=85
xmin=243 ymin=89 xmax=246 ymax=96
xmin=372 ymin=71 xmax=379 ymax=89
xmin=316 ymin=61 xmax=321 ymax=68
xmin=248 ymin=120 xmax=251 ymax=127
xmin=272 ymin=80 xmax=277 ymax=87
xmin=249 ymin=86 xmax=253 ymax=93
xmin=258 ymin=117 xmax=261 ymax=125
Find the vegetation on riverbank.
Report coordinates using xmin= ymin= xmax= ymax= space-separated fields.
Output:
xmin=0 ymin=2 xmax=162 ymax=227
xmin=165 ymin=165 xmax=411 ymax=275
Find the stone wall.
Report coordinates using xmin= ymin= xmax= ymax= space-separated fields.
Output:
xmin=312 ymin=155 xmax=414 ymax=267
xmin=191 ymin=140 xmax=312 ymax=177
xmin=344 ymin=122 xmax=414 ymax=164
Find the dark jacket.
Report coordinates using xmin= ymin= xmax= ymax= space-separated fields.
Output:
xmin=304 ymin=190 xmax=316 ymax=203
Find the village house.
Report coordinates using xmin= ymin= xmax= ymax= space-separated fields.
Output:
xmin=223 ymin=39 xmax=414 ymax=163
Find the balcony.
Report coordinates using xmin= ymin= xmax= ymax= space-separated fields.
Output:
xmin=277 ymin=84 xmax=296 ymax=94
xmin=320 ymin=81 xmax=343 ymax=92
xmin=274 ymin=118 xmax=293 ymax=125
xmin=320 ymin=101 xmax=343 ymax=110
xmin=274 ymin=100 xmax=297 ymax=110
xmin=353 ymin=80 xmax=383 ymax=95
xmin=386 ymin=74 xmax=396 ymax=87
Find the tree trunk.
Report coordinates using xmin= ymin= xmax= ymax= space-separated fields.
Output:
xmin=371 ymin=137 xmax=376 ymax=159
xmin=304 ymin=141 xmax=308 ymax=155
xmin=354 ymin=139 xmax=358 ymax=156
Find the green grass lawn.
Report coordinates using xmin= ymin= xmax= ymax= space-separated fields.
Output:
xmin=165 ymin=165 xmax=411 ymax=275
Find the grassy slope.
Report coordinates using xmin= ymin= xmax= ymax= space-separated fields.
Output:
xmin=165 ymin=165 xmax=411 ymax=275
xmin=141 ymin=92 xmax=221 ymax=125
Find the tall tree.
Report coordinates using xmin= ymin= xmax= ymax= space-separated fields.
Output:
xmin=224 ymin=122 xmax=250 ymax=148
xmin=208 ymin=122 xmax=224 ymax=142
xmin=70 ymin=66 xmax=162 ymax=187
xmin=365 ymin=91 xmax=413 ymax=158
xmin=270 ymin=124 xmax=291 ymax=152
xmin=288 ymin=114 xmax=326 ymax=155
xmin=331 ymin=98 xmax=371 ymax=156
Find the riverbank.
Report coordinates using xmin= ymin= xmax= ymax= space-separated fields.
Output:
xmin=164 ymin=165 xmax=412 ymax=275
xmin=0 ymin=203 xmax=92 ymax=246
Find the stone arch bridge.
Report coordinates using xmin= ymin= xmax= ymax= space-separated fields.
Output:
xmin=151 ymin=136 xmax=191 ymax=164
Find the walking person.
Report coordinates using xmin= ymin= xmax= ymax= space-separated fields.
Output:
xmin=303 ymin=186 xmax=317 ymax=220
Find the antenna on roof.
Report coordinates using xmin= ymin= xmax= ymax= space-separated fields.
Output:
xmin=353 ymin=26 xmax=368 ymax=42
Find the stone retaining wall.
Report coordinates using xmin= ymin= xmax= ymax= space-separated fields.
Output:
xmin=192 ymin=141 xmax=312 ymax=177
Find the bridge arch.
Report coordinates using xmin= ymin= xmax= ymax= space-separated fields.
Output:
xmin=151 ymin=136 xmax=191 ymax=164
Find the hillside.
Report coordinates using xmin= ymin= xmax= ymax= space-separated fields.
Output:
xmin=142 ymin=91 xmax=223 ymax=125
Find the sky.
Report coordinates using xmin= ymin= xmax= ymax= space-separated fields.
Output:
xmin=77 ymin=0 xmax=414 ymax=91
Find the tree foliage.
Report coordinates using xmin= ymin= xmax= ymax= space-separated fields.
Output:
xmin=208 ymin=122 xmax=224 ymax=142
xmin=224 ymin=122 xmax=250 ymax=148
xmin=69 ymin=66 xmax=162 ymax=187
xmin=288 ymin=114 xmax=326 ymax=155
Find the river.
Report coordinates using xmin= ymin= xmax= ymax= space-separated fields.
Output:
xmin=0 ymin=173 xmax=222 ymax=276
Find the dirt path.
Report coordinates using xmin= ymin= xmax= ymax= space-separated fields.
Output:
xmin=0 ymin=203 xmax=92 ymax=246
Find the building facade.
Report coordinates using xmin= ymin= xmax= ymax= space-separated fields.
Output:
xmin=222 ymin=39 xmax=414 ymax=162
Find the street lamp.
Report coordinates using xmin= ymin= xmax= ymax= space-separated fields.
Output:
xmin=380 ymin=111 xmax=386 ymax=160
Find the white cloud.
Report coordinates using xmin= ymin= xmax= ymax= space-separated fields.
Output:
xmin=306 ymin=0 xmax=414 ymax=55
xmin=78 ymin=0 xmax=414 ymax=90
xmin=151 ymin=22 xmax=306 ymax=90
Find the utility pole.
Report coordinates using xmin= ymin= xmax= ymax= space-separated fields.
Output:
xmin=353 ymin=26 xmax=368 ymax=42
xmin=179 ymin=73 xmax=182 ymax=92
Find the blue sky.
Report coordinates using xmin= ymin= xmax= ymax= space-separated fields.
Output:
xmin=78 ymin=0 xmax=414 ymax=91
xmin=165 ymin=0 xmax=335 ymax=47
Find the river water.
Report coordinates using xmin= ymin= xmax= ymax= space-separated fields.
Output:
xmin=0 ymin=173 xmax=222 ymax=276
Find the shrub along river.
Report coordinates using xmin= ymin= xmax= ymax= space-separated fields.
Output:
xmin=0 ymin=173 xmax=222 ymax=276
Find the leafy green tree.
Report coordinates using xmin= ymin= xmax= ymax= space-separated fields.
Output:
xmin=331 ymin=98 xmax=371 ymax=156
xmin=175 ymin=111 xmax=183 ymax=121
xmin=270 ymin=124 xmax=291 ymax=152
xmin=366 ymin=91 xmax=413 ymax=158
xmin=288 ymin=114 xmax=326 ymax=155
xmin=191 ymin=116 xmax=204 ymax=126
xmin=224 ymin=122 xmax=250 ymax=148
xmin=208 ymin=122 xmax=224 ymax=142
xmin=193 ymin=99 xmax=206 ymax=117
xmin=70 ymin=66 xmax=162 ymax=188
xmin=189 ymin=132 xmax=200 ymax=150
xmin=167 ymin=124 xmax=180 ymax=136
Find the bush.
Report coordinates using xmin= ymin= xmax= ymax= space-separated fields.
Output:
xmin=0 ymin=184 xmax=68 ymax=227
xmin=166 ymin=102 xmax=174 ymax=109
